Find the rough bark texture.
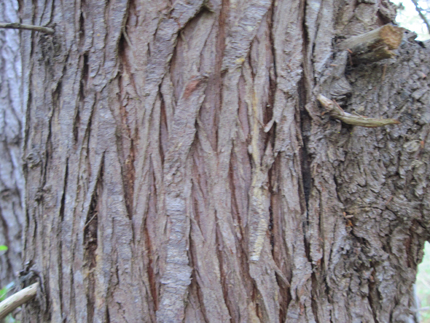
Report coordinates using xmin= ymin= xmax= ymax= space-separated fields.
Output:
xmin=0 ymin=0 xmax=24 ymax=288
xmin=20 ymin=0 xmax=430 ymax=322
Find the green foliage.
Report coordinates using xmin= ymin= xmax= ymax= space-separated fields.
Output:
xmin=0 ymin=245 xmax=11 ymax=303
xmin=417 ymin=242 xmax=430 ymax=322
xmin=0 ymin=283 xmax=19 ymax=322
xmin=0 ymin=286 xmax=8 ymax=301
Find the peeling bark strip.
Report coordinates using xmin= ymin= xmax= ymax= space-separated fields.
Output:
xmin=221 ymin=0 xmax=272 ymax=71
xmin=157 ymin=76 xmax=208 ymax=322
xmin=20 ymin=0 xmax=430 ymax=321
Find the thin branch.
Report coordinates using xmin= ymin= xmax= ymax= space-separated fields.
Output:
xmin=0 ymin=282 xmax=38 ymax=320
xmin=410 ymin=0 xmax=430 ymax=35
xmin=317 ymin=94 xmax=400 ymax=127
xmin=0 ymin=22 xmax=54 ymax=35
xmin=83 ymin=212 xmax=98 ymax=231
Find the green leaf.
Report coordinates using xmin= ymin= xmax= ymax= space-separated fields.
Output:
xmin=0 ymin=245 xmax=8 ymax=251
xmin=0 ymin=286 xmax=8 ymax=301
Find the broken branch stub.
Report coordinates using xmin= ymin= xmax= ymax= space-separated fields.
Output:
xmin=317 ymin=94 xmax=400 ymax=127
xmin=338 ymin=24 xmax=404 ymax=63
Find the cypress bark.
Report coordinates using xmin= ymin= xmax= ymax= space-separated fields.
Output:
xmin=18 ymin=0 xmax=430 ymax=321
xmin=0 ymin=0 xmax=24 ymax=289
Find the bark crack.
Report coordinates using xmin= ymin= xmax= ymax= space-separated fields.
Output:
xmin=83 ymin=154 xmax=104 ymax=323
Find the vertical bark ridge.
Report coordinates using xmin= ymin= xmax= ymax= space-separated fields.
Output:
xmin=157 ymin=78 xmax=208 ymax=322
xmin=128 ymin=11 xmax=208 ymax=320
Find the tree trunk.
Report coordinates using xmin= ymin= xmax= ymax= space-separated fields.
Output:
xmin=20 ymin=0 xmax=430 ymax=322
xmin=0 ymin=0 xmax=24 ymax=288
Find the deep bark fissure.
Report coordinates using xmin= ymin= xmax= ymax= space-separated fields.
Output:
xmin=74 ymin=54 xmax=89 ymax=144
xmin=73 ymin=109 xmax=80 ymax=145
xmin=144 ymin=172 xmax=158 ymax=310
xmin=212 ymin=0 xmax=229 ymax=152
xmin=298 ymin=77 xmax=312 ymax=209
xmin=23 ymin=85 xmax=32 ymax=163
xmin=55 ymin=159 xmax=69 ymax=319
xmin=214 ymin=218 xmax=233 ymax=320
xmin=367 ymin=267 xmax=379 ymax=323
xmin=115 ymin=91 xmax=134 ymax=220
xmin=118 ymin=38 xmax=137 ymax=221
xmin=106 ymin=306 xmax=110 ymax=323
xmin=187 ymin=227 xmax=210 ymax=323
xmin=83 ymin=155 xmax=104 ymax=322
xmin=78 ymin=3 xmax=85 ymax=47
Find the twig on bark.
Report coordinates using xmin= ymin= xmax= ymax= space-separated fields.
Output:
xmin=0 ymin=282 xmax=38 ymax=320
xmin=0 ymin=22 xmax=54 ymax=35
xmin=410 ymin=0 xmax=430 ymax=35
xmin=317 ymin=94 xmax=400 ymax=127
xmin=83 ymin=212 xmax=98 ymax=231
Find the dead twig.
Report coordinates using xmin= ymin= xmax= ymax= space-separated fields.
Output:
xmin=0 ymin=22 xmax=54 ymax=35
xmin=317 ymin=94 xmax=400 ymax=127
xmin=83 ymin=212 xmax=98 ymax=231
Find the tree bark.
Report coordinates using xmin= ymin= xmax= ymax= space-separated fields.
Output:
xmin=0 ymin=0 xmax=24 ymax=289
xmin=19 ymin=0 xmax=430 ymax=322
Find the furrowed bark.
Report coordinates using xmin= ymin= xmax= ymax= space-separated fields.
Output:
xmin=0 ymin=0 xmax=24 ymax=289
xmin=18 ymin=0 xmax=430 ymax=321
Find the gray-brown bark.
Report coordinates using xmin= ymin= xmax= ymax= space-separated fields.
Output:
xmin=19 ymin=0 xmax=430 ymax=322
xmin=0 ymin=0 xmax=24 ymax=289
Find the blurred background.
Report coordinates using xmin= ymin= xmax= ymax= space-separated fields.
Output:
xmin=393 ymin=0 xmax=430 ymax=40
xmin=417 ymin=242 xmax=430 ymax=323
